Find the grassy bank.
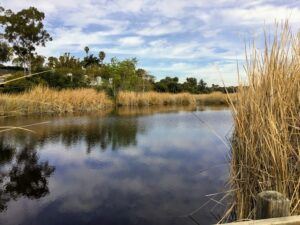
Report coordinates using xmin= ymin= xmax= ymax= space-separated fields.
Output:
xmin=0 ymin=86 xmax=235 ymax=116
xmin=117 ymin=91 xmax=196 ymax=106
xmin=0 ymin=86 xmax=113 ymax=115
xmin=117 ymin=91 xmax=236 ymax=106
xmin=195 ymin=91 xmax=236 ymax=105
xmin=228 ymin=25 xmax=300 ymax=222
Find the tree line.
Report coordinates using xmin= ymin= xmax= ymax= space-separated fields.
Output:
xmin=0 ymin=6 xmax=237 ymax=96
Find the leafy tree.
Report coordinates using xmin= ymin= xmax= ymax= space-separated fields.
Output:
xmin=155 ymin=77 xmax=182 ymax=93
xmin=47 ymin=56 xmax=58 ymax=68
xmin=31 ymin=54 xmax=45 ymax=72
xmin=197 ymin=79 xmax=209 ymax=93
xmin=0 ymin=7 xmax=52 ymax=74
xmin=0 ymin=41 xmax=12 ymax=63
xmin=82 ymin=54 xmax=99 ymax=68
xmin=183 ymin=77 xmax=198 ymax=93
xmin=136 ymin=68 xmax=154 ymax=92
xmin=211 ymin=84 xmax=220 ymax=92
xmin=12 ymin=57 xmax=22 ymax=67
xmin=84 ymin=64 xmax=105 ymax=81
xmin=101 ymin=57 xmax=139 ymax=98
xmin=42 ymin=53 xmax=88 ymax=89
xmin=2 ymin=71 xmax=46 ymax=93
xmin=52 ymin=53 xmax=81 ymax=69
xmin=38 ymin=69 xmax=88 ymax=89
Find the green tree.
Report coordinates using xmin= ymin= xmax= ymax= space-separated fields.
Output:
xmin=197 ymin=79 xmax=208 ymax=93
xmin=12 ymin=57 xmax=22 ymax=67
xmin=183 ymin=77 xmax=198 ymax=93
xmin=47 ymin=56 xmax=58 ymax=68
xmin=136 ymin=68 xmax=154 ymax=92
xmin=0 ymin=7 xmax=52 ymax=74
xmin=154 ymin=77 xmax=182 ymax=93
xmin=82 ymin=54 xmax=99 ymax=68
xmin=42 ymin=53 xmax=87 ymax=88
xmin=31 ymin=54 xmax=45 ymax=72
xmin=101 ymin=58 xmax=139 ymax=99
xmin=0 ymin=41 xmax=12 ymax=63
xmin=3 ymin=71 xmax=46 ymax=93
xmin=54 ymin=53 xmax=81 ymax=69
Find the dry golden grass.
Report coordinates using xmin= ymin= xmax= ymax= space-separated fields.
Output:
xmin=0 ymin=88 xmax=234 ymax=116
xmin=0 ymin=86 xmax=113 ymax=115
xmin=117 ymin=91 xmax=197 ymax=106
xmin=117 ymin=91 xmax=234 ymax=106
xmin=228 ymin=23 xmax=300 ymax=222
xmin=195 ymin=91 xmax=236 ymax=105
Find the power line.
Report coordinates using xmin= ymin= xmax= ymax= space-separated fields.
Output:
xmin=0 ymin=70 xmax=53 ymax=85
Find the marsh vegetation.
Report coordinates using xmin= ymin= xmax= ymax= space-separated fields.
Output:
xmin=226 ymin=24 xmax=300 ymax=222
xmin=0 ymin=86 xmax=234 ymax=116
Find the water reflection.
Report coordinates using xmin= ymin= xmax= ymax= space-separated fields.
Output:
xmin=2 ymin=116 xmax=143 ymax=153
xmin=0 ymin=138 xmax=54 ymax=212
xmin=0 ymin=106 xmax=232 ymax=225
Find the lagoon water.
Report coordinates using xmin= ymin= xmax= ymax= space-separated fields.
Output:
xmin=0 ymin=106 xmax=232 ymax=225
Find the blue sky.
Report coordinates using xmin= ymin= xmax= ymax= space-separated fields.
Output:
xmin=2 ymin=0 xmax=300 ymax=85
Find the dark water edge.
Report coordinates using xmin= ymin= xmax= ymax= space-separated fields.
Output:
xmin=0 ymin=106 xmax=233 ymax=225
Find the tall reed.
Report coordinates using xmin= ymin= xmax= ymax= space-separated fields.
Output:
xmin=0 ymin=88 xmax=235 ymax=116
xmin=229 ymin=23 xmax=300 ymax=221
xmin=0 ymin=86 xmax=113 ymax=115
xmin=195 ymin=91 xmax=236 ymax=105
xmin=117 ymin=91 xmax=197 ymax=106
xmin=117 ymin=91 xmax=235 ymax=106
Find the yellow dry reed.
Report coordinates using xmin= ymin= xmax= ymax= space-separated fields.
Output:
xmin=117 ymin=91 xmax=234 ymax=106
xmin=0 ymin=88 xmax=235 ymax=116
xmin=195 ymin=91 xmax=236 ymax=105
xmin=117 ymin=91 xmax=197 ymax=106
xmin=0 ymin=86 xmax=113 ymax=115
xmin=228 ymin=23 xmax=300 ymax=221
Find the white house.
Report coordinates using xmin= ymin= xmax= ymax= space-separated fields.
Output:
xmin=90 ymin=76 xmax=103 ymax=86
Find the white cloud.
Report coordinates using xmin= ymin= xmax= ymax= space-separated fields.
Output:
xmin=219 ymin=5 xmax=300 ymax=26
xmin=144 ymin=61 xmax=244 ymax=85
xmin=36 ymin=27 xmax=110 ymax=56
xmin=118 ymin=36 xmax=144 ymax=46
xmin=136 ymin=20 xmax=183 ymax=36
xmin=1 ymin=0 xmax=300 ymax=84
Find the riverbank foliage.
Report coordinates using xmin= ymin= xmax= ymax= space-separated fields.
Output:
xmin=0 ymin=86 xmax=234 ymax=116
xmin=117 ymin=91 xmax=236 ymax=106
xmin=228 ymin=24 xmax=300 ymax=221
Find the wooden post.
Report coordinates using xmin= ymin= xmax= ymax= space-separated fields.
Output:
xmin=220 ymin=216 xmax=300 ymax=225
xmin=256 ymin=191 xmax=290 ymax=219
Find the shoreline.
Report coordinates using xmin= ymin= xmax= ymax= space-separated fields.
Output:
xmin=0 ymin=86 xmax=236 ymax=116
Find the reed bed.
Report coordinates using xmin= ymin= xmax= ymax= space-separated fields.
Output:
xmin=195 ymin=91 xmax=236 ymax=105
xmin=117 ymin=91 xmax=197 ymax=106
xmin=117 ymin=91 xmax=234 ymax=106
xmin=0 ymin=87 xmax=234 ymax=116
xmin=0 ymin=86 xmax=113 ymax=115
xmin=228 ymin=24 xmax=300 ymax=222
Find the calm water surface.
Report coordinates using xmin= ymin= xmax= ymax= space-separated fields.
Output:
xmin=0 ymin=106 xmax=233 ymax=225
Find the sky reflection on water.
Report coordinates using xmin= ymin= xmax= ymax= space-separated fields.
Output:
xmin=0 ymin=106 xmax=233 ymax=225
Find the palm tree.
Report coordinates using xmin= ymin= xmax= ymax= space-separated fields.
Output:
xmin=98 ymin=51 xmax=105 ymax=65
xmin=84 ymin=46 xmax=89 ymax=56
